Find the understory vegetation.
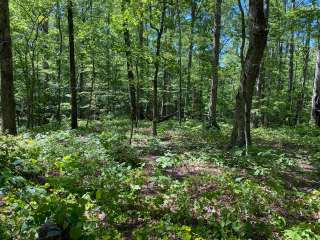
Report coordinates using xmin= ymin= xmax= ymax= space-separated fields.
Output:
xmin=1 ymin=0 xmax=320 ymax=239
xmin=1 ymin=118 xmax=320 ymax=239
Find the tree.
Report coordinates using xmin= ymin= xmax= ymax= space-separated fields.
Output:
xmin=208 ymin=0 xmax=222 ymax=128
xmin=4 ymin=0 xmax=318 ymax=132
xmin=288 ymin=0 xmax=295 ymax=124
xmin=0 ymin=0 xmax=17 ymax=135
xmin=150 ymin=0 xmax=167 ymax=136
xmin=67 ymin=0 xmax=78 ymax=129
xmin=122 ymin=0 xmax=137 ymax=127
xmin=230 ymin=0 xmax=269 ymax=147
xmin=177 ymin=0 xmax=183 ymax=125
xmin=55 ymin=0 xmax=63 ymax=123
xmin=185 ymin=0 xmax=197 ymax=117
xmin=294 ymin=21 xmax=311 ymax=125
xmin=312 ymin=15 xmax=320 ymax=127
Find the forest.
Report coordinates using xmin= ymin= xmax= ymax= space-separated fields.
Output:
xmin=1 ymin=0 xmax=320 ymax=239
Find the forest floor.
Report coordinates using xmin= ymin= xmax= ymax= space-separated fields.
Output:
xmin=1 ymin=118 xmax=320 ymax=239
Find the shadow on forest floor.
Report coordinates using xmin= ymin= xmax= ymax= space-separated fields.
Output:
xmin=120 ymin=123 xmax=320 ymax=238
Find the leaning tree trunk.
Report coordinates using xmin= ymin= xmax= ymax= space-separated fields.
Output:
xmin=230 ymin=0 xmax=269 ymax=147
xmin=67 ymin=0 xmax=78 ymax=129
xmin=0 ymin=0 xmax=17 ymax=135
xmin=208 ymin=0 xmax=222 ymax=128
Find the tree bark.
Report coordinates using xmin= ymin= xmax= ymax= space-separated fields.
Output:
xmin=161 ymin=65 xmax=169 ymax=118
xmin=277 ymin=41 xmax=283 ymax=91
xmin=312 ymin=16 xmax=320 ymax=127
xmin=42 ymin=19 xmax=50 ymax=112
xmin=177 ymin=0 xmax=183 ymax=125
xmin=56 ymin=0 xmax=63 ymax=123
xmin=151 ymin=1 xmax=166 ymax=136
xmin=294 ymin=22 xmax=311 ymax=125
xmin=67 ymin=0 xmax=78 ymax=129
xmin=230 ymin=0 xmax=269 ymax=147
xmin=136 ymin=14 xmax=144 ymax=123
xmin=0 ymin=0 xmax=17 ymax=135
xmin=122 ymin=0 xmax=137 ymax=127
xmin=209 ymin=0 xmax=222 ymax=128
xmin=185 ymin=0 xmax=196 ymax=117
xmin=288 ymin=0 xmax=295 ymax=124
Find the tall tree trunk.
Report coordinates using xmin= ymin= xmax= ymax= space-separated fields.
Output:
xmin=42 ymin=19 xmax=49 ymax=112
xmin=137 ymin=15 xmax=144 ymax=123
xmin=288 ymin=0 xmax=295 ymax=124
xmin=255 ymin=58 xmax=266 ymax=127
xmin=151 ymin=0 xmax=167 ymax=136
xmin=277 ymin=41 xmax=283 ymax=91
xmin=230 ymin=0 xmax=269 ymax=147
xmin=209 ymin=0 xmax=222 ymax=128
xmin=24 ymin=44 xmax=32 ymax=128
xmin=86 ymin=0 xmax=96 ymax=127
xmin=277 ymin=0 xmax=287 ymax=92
xmin=27 ymin=21 xmax=42 ymax=128
xmin=185 ymin=0 xmax=196 ymax=117
xmin=86 ymin=57 xmax=96 ymax=127
xmin=67 ymin=0 xmax=78 ymax=129
xmin=0 ymin=0 xmax=17 ymax=135
xmin=161 ymin=64 xmax=169 ymax=118
xmin=122 ymin=0 xmax=137 ymax=127
xmin=56 ymin=0 xmax=63 ymax=123
xmin=312 ymin=14 xmax=320 ymax=127
xmin=255 ymin=1 xmax=270 ymax=128
xmin=238 ymin=0 xmax=246 ymax=76
xmin=177 ymin=0 xmax=183 ymax=125
xmin=294 ymin=23 xmax=311 ymax=125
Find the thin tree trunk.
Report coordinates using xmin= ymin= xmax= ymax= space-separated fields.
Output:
xmin=86 ymin=0 xmax=96 ymax=128
xmin=277 ymin=0 xmax=287 ymax=92
xmin=278 ymin=41 xmax=283 ymax=91
xmin=312 ymin=13 xmax=320 ymax=127
xmin=294 ymin=23 xmax=311 ymax=125
xmin=0 ymin=0 xmax=17 ymax=135
xmin=42 ymin=19 xmax=50 ymax=111
xmin=288 ymin=0 xmax=295 ymax=124
xmin=161 ymin=65 xmax=169 ymax=118
xmin=255 ymin=58 xmax=265 ymax=127
xmin=86 ymin=58 xmax=96 ymax=127
xmin=151 ymin=1 xmax=167 ymax=136
xmin=185 ymin=0 xmax=196 ymax=117
xmin=230 ymin=0 xmax=269 ymax=147
xmin=209 ymin=0 xmax=222 ymax=128
xmin=56 ymin=0 xmax=63 ymax=124
xmin=255 ymin=1 xmax=270 ymax=128
xmin=67 ymin=0 xmax=78 ymax=129
xmin=178 ymin=0 xmax=183 ymax=125
xmin=136 ymin=16 xmax=144 ymax=124
xmin=27 ymin=20 xmax=42 ymax=128
xmin=29 ymin=49 xmax=37 ymax=128
xmin=238 ymin=0 xmax=246 ymax=73
xmin=122 ymin=0 xmax=137 ymax=127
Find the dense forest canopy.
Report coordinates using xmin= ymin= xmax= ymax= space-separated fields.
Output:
xmin=1 ymin=0 xmax=320 ymax=239
xmin=0 ymin=0 xmax=319 ymax=135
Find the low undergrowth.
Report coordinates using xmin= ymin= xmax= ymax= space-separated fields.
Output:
xmin=0 ymin=119 xmax=320 ymax=239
